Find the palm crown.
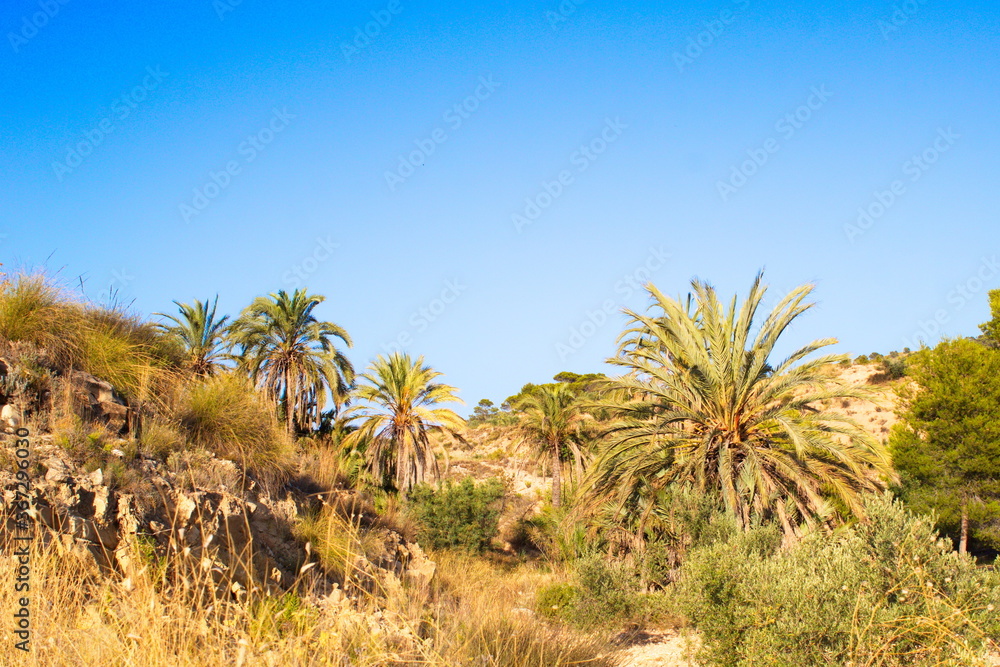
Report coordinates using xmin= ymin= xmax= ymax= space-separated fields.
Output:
xmin=342 ymin=352 xmax=464 ymax=494
xmin=230 ymin=289 xmax=353 ymax=433
xmin=154 ymin=297 xmax=231 ymax=377
xmin=587 ymin=274 xmax=895 ymax=537
xmin=515 ymin=383 xmax=590 ymax=508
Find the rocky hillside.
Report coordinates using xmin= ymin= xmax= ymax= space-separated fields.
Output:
xmin=0 ymin=431 xmax=439 ymax=655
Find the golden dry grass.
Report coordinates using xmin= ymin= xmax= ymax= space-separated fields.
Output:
xmin=0 ymin=520 xmax=612 ymax=666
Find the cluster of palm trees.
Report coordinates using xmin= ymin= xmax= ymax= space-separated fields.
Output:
xmin=157 ymin=290 xmax=355 ymax=433
xmin=494 ymin=274 xmax=895 ymax=539
xmin=159 ymin=274 xmax=896 ymax=540
xmin=157 ymin=290 xmax=464 ymax=493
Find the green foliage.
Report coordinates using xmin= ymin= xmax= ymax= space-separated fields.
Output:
xmin=569 ymin=555 xmax=642 ymax=628
xmin=875 ymin=356 xmax=908 ymax=381
xmin=636 ymin=487 xmax=728 ymax=584
xmin=535 ymin=554 xmax=677 ymax=630
xmin=512 ymin=383 xmax=591 ymax=508
xmin=551 ymin=371 xmax=606 ymax=393
xmin=154 ymin=297 xmax=231 ymax=377
xmin=342 ymin=352 xmax=464 ymax=494
xmin=980 ymin=288 xmax=1000 ymax=345
xmin=515 ymin=503 xmax=591 ymax=562
xmin=467 ymin=398 xmax=517 ymax=427
xmin=470 ymin=398 xmax=497 ymax=422
xmin=231 ymin=288 xmax=354 ymax=433
xmin=503 ymin=372 xmax=607 ymax=409
xmin=890 ymin=338 xmax=1000 ymax=553
xmin=590 ymin=274 xmax=893 ymax=537
xmin=535 ymin=582 xmax=578 ymax=619
xmin=676 ymin=494 xmax=1000 ymax=667
xmin=406 ymin=477 xmax=505 ymax=552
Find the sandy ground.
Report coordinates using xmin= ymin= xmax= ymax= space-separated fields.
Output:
xmin=831 ymin=363 xmax=907 ymax=442
xmin=613 ymin=632 xmax=1000 ymax=667
xmin=615 ymin=630 xmax=700 ymax=666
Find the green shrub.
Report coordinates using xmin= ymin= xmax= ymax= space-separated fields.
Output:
xmin=569 ymin=555 xmax=642 ymax=628
xmin=406 ymin=477 xmax=505 ymax=552
xmin=537 ymin=554 xmax=679 ymax=630
xmin=677 ymin=494 xmax=1000 ymax=666
xmin=877 ymin=357 xmax=908 ymax=381
xmin=535 ymin=582 xmax=578 ymax=619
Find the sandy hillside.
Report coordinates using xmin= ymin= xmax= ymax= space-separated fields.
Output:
xmin=827 ymin=362 xmax=909 ymax=443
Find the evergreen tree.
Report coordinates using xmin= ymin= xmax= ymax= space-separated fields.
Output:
xmin=890 ymin=337 xmax=1000 ymax=554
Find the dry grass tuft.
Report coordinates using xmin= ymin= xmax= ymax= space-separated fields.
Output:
xmin=0 ymin=522 xmax=614 ymax=666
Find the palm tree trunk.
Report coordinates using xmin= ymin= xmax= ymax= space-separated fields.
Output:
xmin=285 ymin=368 xmax=295 ymax=435
xmin=959 ymin=501 xmax=969 ymax=555
xmin=775 ymin=503 xmax=796 ymax=548
xmin=551 ymin=439 xmax=562 ymax=508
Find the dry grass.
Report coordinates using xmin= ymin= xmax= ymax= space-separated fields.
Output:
xmin=0 ymin=274 xmax=82 ymax=368
xmin=0 ymin=516 xmax=613 ymax=666
xmin=173 ymin=372 xmax=296 ymax=486
xmin=0 ymin=272 xmax=183 ymax=435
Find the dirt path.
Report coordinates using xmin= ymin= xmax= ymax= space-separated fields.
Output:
xmin=614 ymin=634 xmax=1000 ymax=667
xmin=615 ymin=630 xmax=699 ymax=667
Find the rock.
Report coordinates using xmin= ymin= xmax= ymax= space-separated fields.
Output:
xmin=44 ymin=457 xmax=74 ymax=483
xmin=1 ymin=403 xmax=20 ymax=429
xmin=67 ymin=370 xmax=130 ymax=434
xmin=403 ymin=542 xmax=437 ymax=590
xmin=1 ymin=442 xmax=436 ymax=609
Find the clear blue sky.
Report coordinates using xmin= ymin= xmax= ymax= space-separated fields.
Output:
xmin=3 ymin=0 xmax=998 ymax=413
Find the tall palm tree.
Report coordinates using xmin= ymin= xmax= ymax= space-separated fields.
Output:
xmin=515 ymin=383 xmax=591 ymax=508
xmin=341 ymin=352 xmax=463 ymax=494
xmin=586 ymin=273 xmax=895 ymax=539
xmin=230 ymin=289 xmax=353 ymax=434
xmin=154 ymin=297 xmax=231 ymax=377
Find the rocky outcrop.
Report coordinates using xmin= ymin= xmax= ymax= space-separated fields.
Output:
xmin=0 ymin=439 xmax=436 ymax=603
xmin=0 ymin=361 xmax=129 ymax=434
xmin=66 ymin=370 xmax=130 ymax=434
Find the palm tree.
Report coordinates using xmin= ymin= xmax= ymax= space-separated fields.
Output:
xmin=342 ymin=352 xmax=464 ymax=494
xmin=230 ymin=289 xmax=353 ymax=434
xmin=514 ymin=383 xmax=591 ymax=508
xmin=154 ymin=297 xmax=231 ymax=377
xmin=586 ymin=273 xmax=895 ymax=539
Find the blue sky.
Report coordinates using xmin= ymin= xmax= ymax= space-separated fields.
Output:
xmin=2 ymin=0 xmax=998 ymax=413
